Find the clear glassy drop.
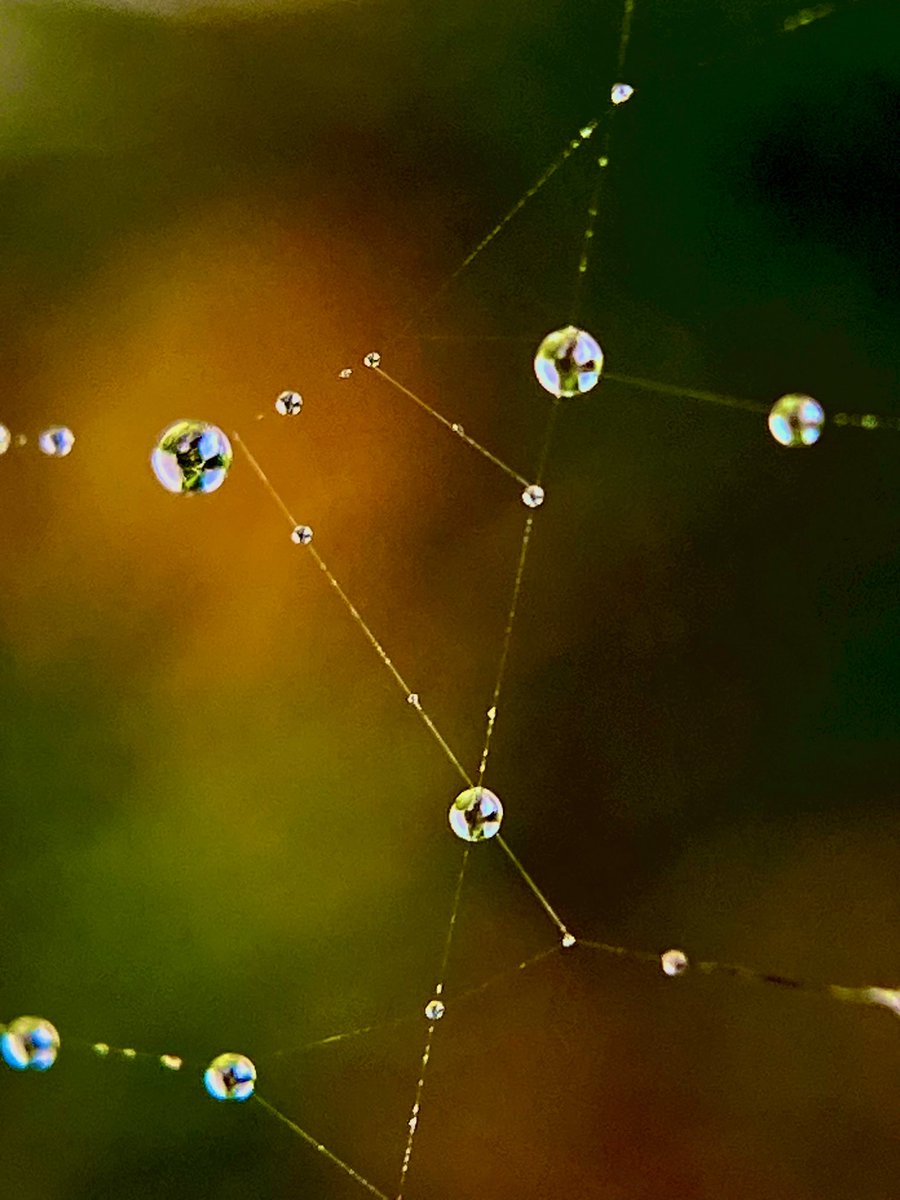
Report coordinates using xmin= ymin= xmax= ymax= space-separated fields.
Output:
xmin=204 ymin=1052 xmax=257 ymax=1101
xmin=768 ymin=394 xmax=824 ymax=447
xmin=449 ymin=786 xmax=503 ymax=842
xmin=151 ymin=420 xmax=232 ymax=495
xmin=534 ymin=327 xmax=604 ymax=398
xmin=1 ymin=1016 xmax=60 ymax=1071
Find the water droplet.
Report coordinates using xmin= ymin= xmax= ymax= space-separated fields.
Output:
xmin=562 ymin=932 xmax=576 ymax=948
xmin=1 ymin=1017 xmax=60 ymax=1071
xmin=597 ymin=156 xmax=610 ymax=168
xmin=291 ymin=524 xmax=314 ymax=545
xmin=339 ymin=368 xmax=353 ymax=379
xmin=275 ymin=390 xmax=303 ymax=416
xmin=160 ymin=1054 xmax=183 ymax=1071
xmin=425 ymin=999 xmax=445 ymax=1021
xmin=611 ymin=82 xmax=634 ymax=105
xmin=38 ymin=426 xmax=75 ymax=457
xmin=579 ymin=123 xmax=595 ymax=139
xmin=661 ymin=949 xmax=689 ymax=977
xmin=0 ymin=425 xmax=10 ymax=455
xmin=449 ymin=786 xmax=503 ymax=842
xmin=451 ymin=423 xmax=465 ymax=435
xmin=861 ymin=414 xmax=880 ymax=430
xmin=407 ymin=692 xmax=420 ymax=707
xmin=93 ymin=1042 xmax=110 ymax=1057
xmin=204 ymin=1052 xmax=257 ymax=1101
xmin=522 ymin=484 xmax=545 ymax=508
xmin=767 ymin=394 xmax=824 ymax=447
xmin=534 ymin=327 xmax=604 ymax=398
xmin=150 ymin=420 xmax=232 ymax=495
xmin=363 ymin=352 xmax=382 ymax=369
xmin=14 ymin=433 xmax=27 ymax=448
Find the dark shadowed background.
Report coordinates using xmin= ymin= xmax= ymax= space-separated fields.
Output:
xmin=1 ymin=0 xmax=899 ymax=1197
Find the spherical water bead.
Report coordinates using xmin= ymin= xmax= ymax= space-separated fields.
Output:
xmin=275 ymin=390 xmax=303 ymax=416
xmin=160 ymin=1054 xmax=183 ymax=1071
xmin=661 ymin=949 xmax=689 ymax=977
xmin=92 ymin=1042 xmax=110 ymax=1057
xmin=1 ymin=1016 xmax=60 ymax=1071
xmin=363 ymin=352 xmax=382 ymax=369
xmin=425 ymin=999 xmax=445 ymax=1021
xmin=204 ymin=1052 xmax=257 ymax=1101
xmin=522 ymin=484 xmax=545 ymax=509
xmin=407 ymin=692 xmax=420 ymax=707
xmin=291 ymin=524 xmax=314 ymax=545
xmin=561 ymin=932 xmax=576 ymax=948
xmin=449 ymin=786 xmax=503 ymax=842
xmin=611 ymin=83 xmax=634 ymax=105
xmin=339 ymin=368 xmax=353 ymax=379
xmin=767 ymin=394 xmax=824 ymax=447
xmin=151 ymin=420 xmax=232 ymax=495
xmin=14 ymin=433 xmax=27 ymax=448
xmin=38 ymin=425 xmax=75 ymax=457
xmin=0 ymin=425 xmax=10 ymax=455
xmin=534 ymin=326 xmax=604 ymax=398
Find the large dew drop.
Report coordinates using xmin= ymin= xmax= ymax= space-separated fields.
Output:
xmin=204 ymin=1052 xmax=257 ymax=1101
xmin=151 ymin=420 xmax=233 ymax=495
xmin=534 ymin=327 xmax=604 ymax=398
xmin=449 ymin=786 xmax=503 ymax=842
xmin=1 ymin=1016 xmax=60 ymax=1071
xmin=767 ymin=394 xmax=824 ymax=447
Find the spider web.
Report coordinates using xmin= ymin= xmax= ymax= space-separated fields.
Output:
xmin=1 ymin=1 xmax=899 ymax=1198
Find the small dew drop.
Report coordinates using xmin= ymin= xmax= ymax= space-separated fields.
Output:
xmin=291 ymin=524 xmax=314 ymax=545
xmin=597 ymin=156 xmax=610 ymax=168
xmin=562 ymin=932 xmax=576 ymax=949
xmin=14 ymin=433 xmax=27 ymax=448
xmin=425 ymin=999 xmax=445 ymax=1021
xmin=0 ymin=425 xmax=10 ymax=455
xmin=122 ymin=1048 xmax=137 ymax=1060
xmin=661 ymin=949 xmax=689 ymax=977
xmin=861 ymin=414 xmax=880 ymax=430
xmin=611 ymin=83 xmax=634 ymax=105
xmin=275 ymin=390 xmax=303 ymax=416
xmin=522 ymin=484 xmax=545 ymax=508
xmin=160 ymin=1054 xmax=183 ymax=1071
xmin=579 ymin=123 xmax=595 ymax=139
xmin=451 ymin=423 xmax=465 ymax=435
xmin=363 ymin=352 xmax=382 ymax=369
xmin=339 ymin=368 xmax=353 ymax=379
xmin=39 ymin=426 xmax=76 ymax=457
xmin=407 ymin=692 xmax=421 ymax=708
xmin=93 ymin=1043 xmax=110 ymax=1057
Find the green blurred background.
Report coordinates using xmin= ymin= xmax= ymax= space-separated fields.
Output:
xmin=1 ymin=0 xmax=900 ymax=1196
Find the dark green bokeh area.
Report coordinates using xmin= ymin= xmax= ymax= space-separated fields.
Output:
xmin=1 ymin=1 xmax=900 ymax=1197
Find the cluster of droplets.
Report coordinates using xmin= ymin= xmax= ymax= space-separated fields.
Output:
xmin=0 ymin=425 xmax=75 ymax=457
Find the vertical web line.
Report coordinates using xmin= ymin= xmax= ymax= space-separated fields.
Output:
xmin=396 ymin=846 xmax=470 ymax=1200
xmin=571 ymin=0 xmax=636 ymax=323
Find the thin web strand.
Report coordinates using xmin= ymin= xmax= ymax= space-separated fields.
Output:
xmin=373 ymin=366 xmax=531 ymax=488
xmin=478 ymin=401 xmax=558 ymax=785
xmin=497 ymin=834 xmax=570 ymax=938
xmin=603 ymin=372 xmax=770 ymax=414
xmin=260 ymin=933 xmax=555 ymax=1068
xmin=570 ymin=0 xmax=635 ymax=321
xmin=578 ymin=939 xmax=900 ymax=1018
xmin=254 ymin=1094 xmax=389 ymax=1200
xmin=388 ymin=118 xmax=600 ymax=346
xmin=233 ymin=432 xmax=472 ymax=787
xmin=395 ymin=846 xmax=469 ymax=1200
